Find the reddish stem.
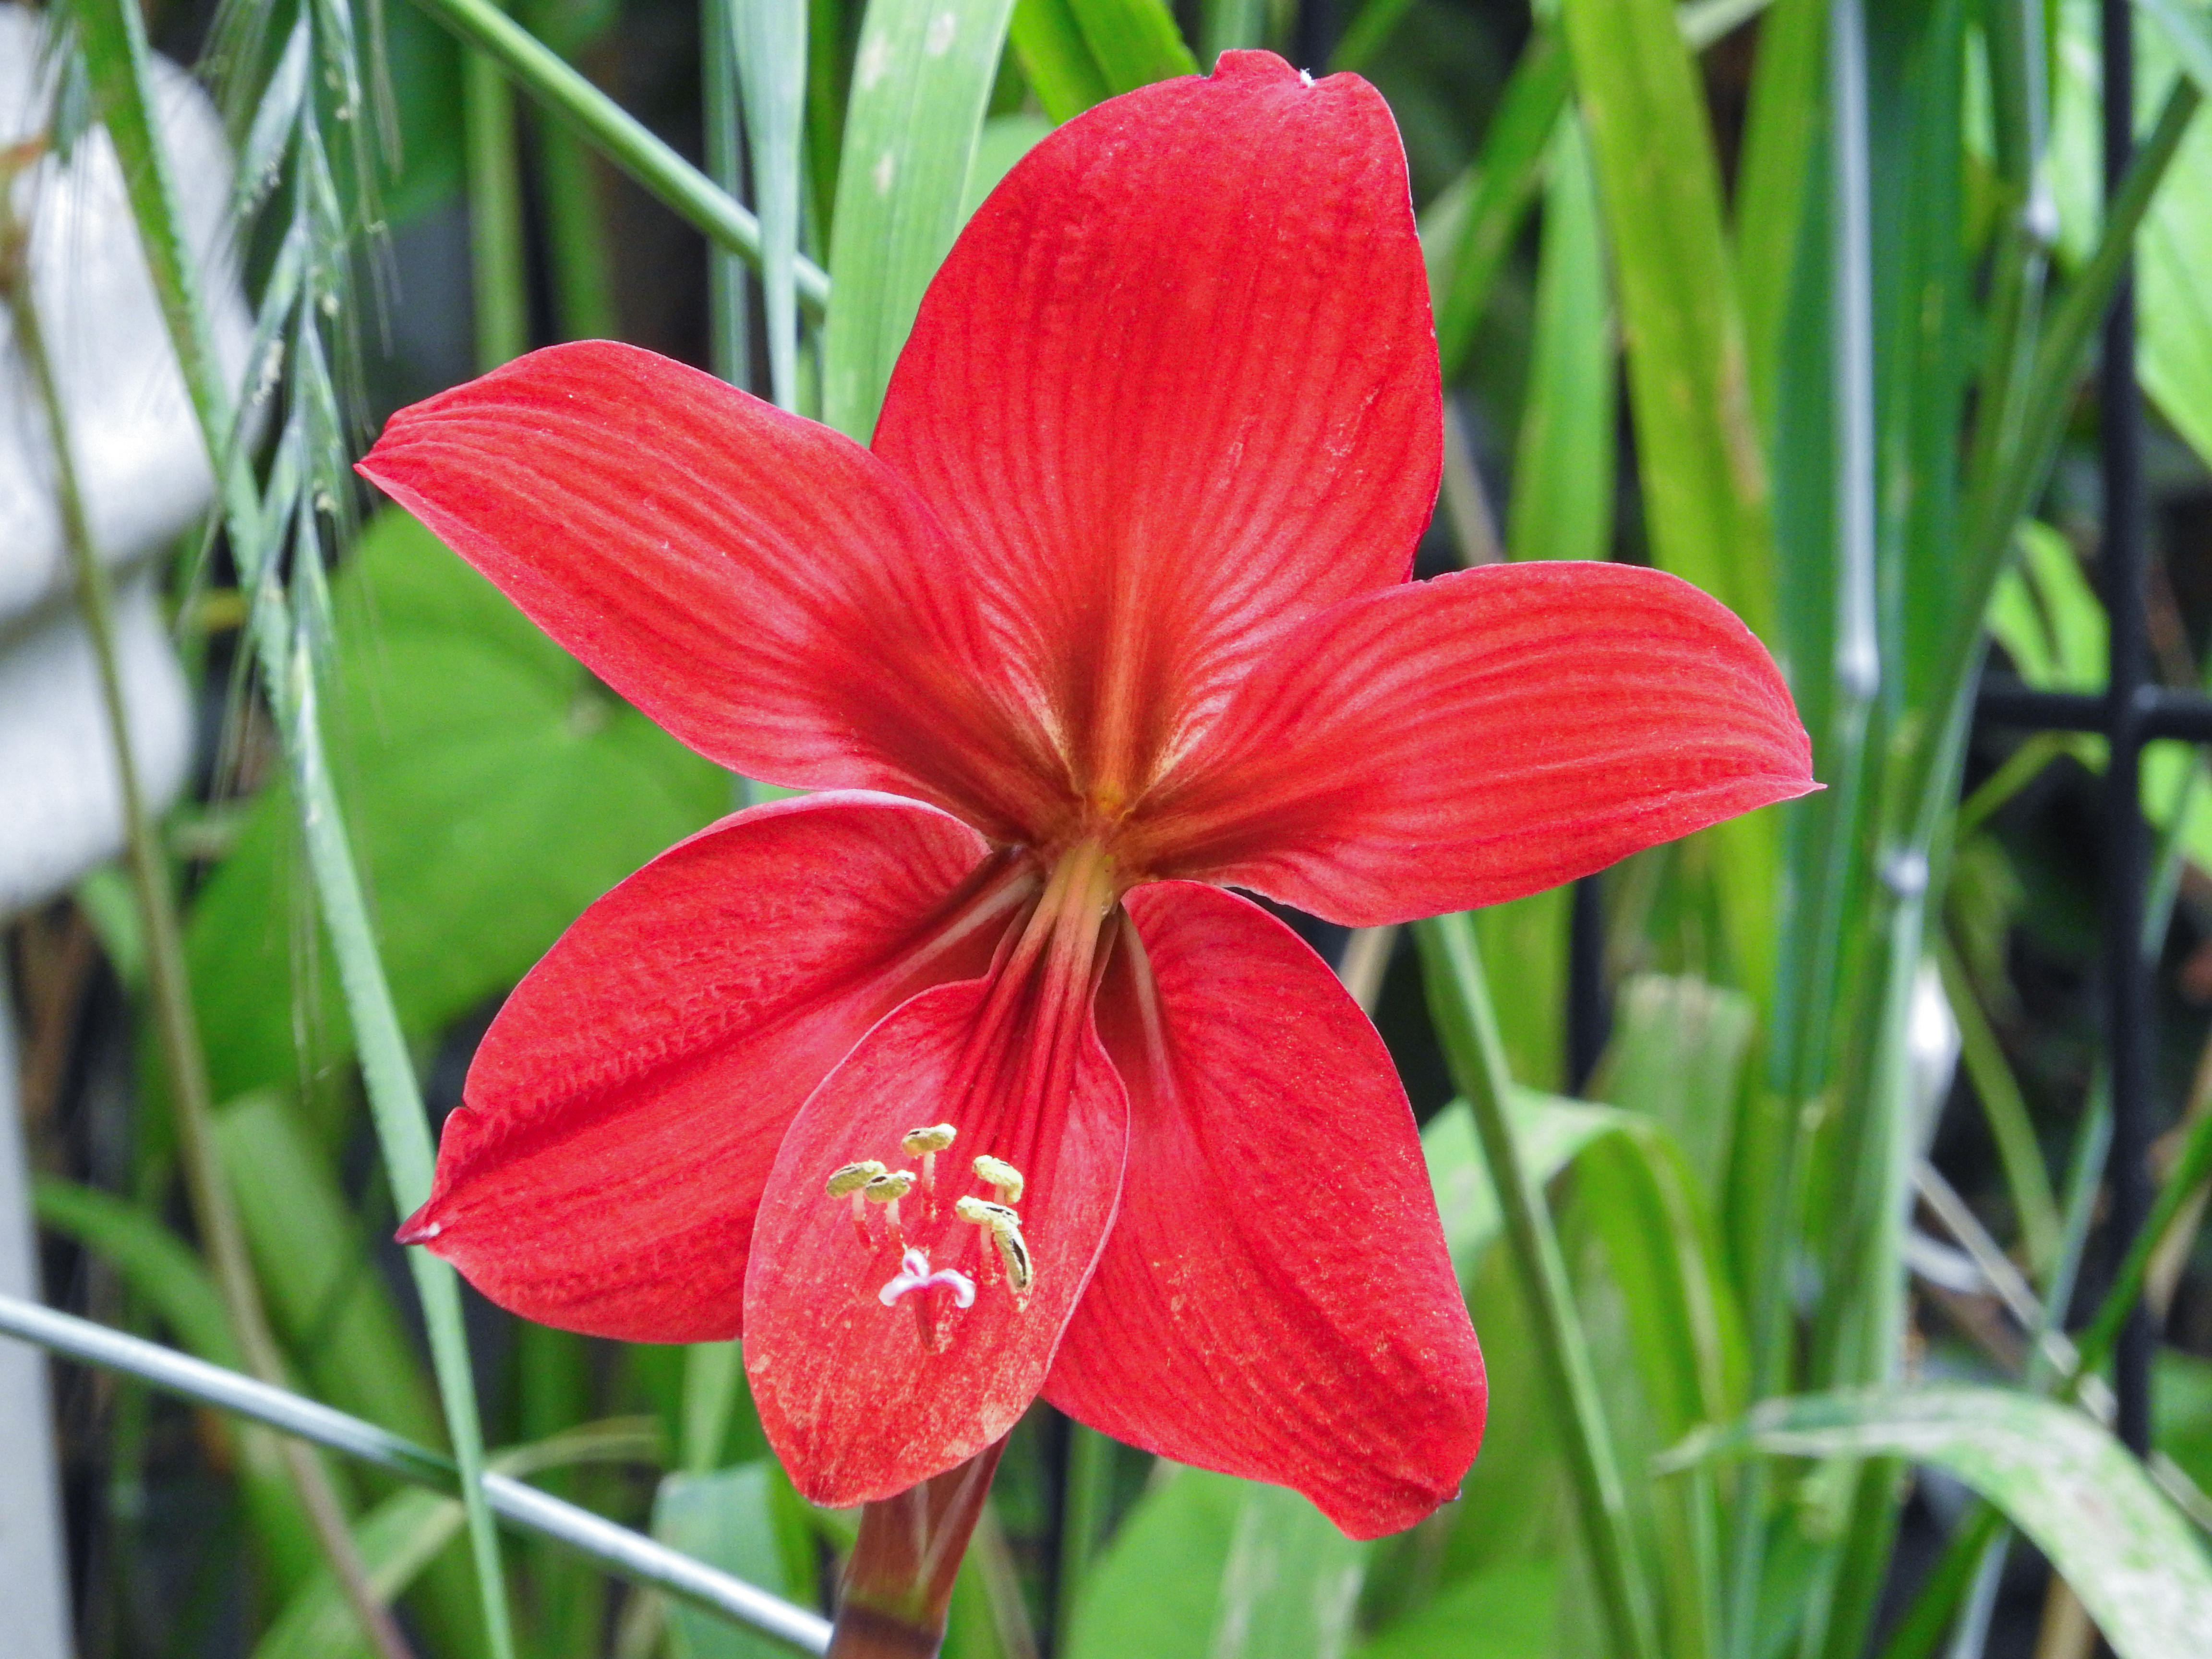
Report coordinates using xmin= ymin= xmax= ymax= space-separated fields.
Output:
xmin=827 ymin=1439 xmax=1008 ymax=1659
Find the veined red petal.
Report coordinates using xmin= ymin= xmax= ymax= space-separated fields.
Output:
xmin=872 ymin=51 xmax=1440 ymax=815
xmin=744 ymin=941 xmax=1128 ymax=1508
xmin=357 ymin=343 xmax=1058 ymax=839
xmin=1135 ymin=562 xmax=1818 ymax=926
xmin=1046 ymin=883 xmax=1484 ymax=1539
xmin=401 ymin=793 xmax=1021 ymax=1343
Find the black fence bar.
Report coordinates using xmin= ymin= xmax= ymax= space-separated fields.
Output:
xmin=2100 ymin=0 xmax=2157 ymax=1458
xmin=1976 ymin=678 xmax=2212 ymax=741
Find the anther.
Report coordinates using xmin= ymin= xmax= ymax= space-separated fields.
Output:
xmin=827 ymin=1159 xmax=887 ymax=1243
xmin=864 ymin=1169 xmax=915 ymax=1240
xmin=902 ymin=1123 xmax=958 ymax=1211
xmin=973 ymin=1154 xmax=1024 ymax=1204
xmin=827 ymin=1161 xmax=886 ymax=1197
xmin=954 ymin=1195 xmax=1017 ymax=1229
xmin=954 ymin=1196 xmax=1033 ymax=1305
xmin=992 ymin=1226 xmax=1033 ymax=1302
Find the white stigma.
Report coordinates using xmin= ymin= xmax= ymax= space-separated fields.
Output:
xmin=877 ymin=1248 xmax=976 ymax=1310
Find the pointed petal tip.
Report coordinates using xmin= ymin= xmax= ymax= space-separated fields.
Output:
xmin=394 ymin=1202 xmax=445 ymax=1248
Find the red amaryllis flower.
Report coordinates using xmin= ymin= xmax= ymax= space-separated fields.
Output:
xmin=358 ymin=50 xmax=1813 ymax=1539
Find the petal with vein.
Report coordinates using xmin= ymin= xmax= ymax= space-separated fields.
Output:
xmin=1139 ymin=562 xmax=1817 ymax=926
xmin=1047 ymin=883 xmax=1484 ymax=1539
xmin=358 ymin=341 xmax=1057 ymax=839
xmin=403 ymin=793 xmax=1015 ymax=1343
xmin=872 ymin=50 xmax=1440 ymax=810
xmin=745 ymin=970 xmax=1128 ymax=1508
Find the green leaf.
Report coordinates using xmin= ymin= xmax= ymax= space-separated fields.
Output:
xmin=654 ymin=1461 xmax=810 ymax=1659
xmin=1068 ymin=0 xmax=1198 ymax=89
xmin=1730 ymin=0 xmax=1823 ymax=432
xmin=1009 ymin=0 xmax=1196 ymax=122
xmin=1424 ymin=1074 xmax=1746 ymax=1465
xmin=32 ymin=1178 xmax=237 ymax=1369
xmin=184 ymin=507 xmax=726 ymax=1109
xmin=1352 ymin=1557 xmax=1557 ymax=1658
xmin=254 ymin=1489 xmax=463 ymax=1659
xmin=256 ymin=1421 xmax=666 ymax=1659
xmin=1010 ymin=0 xmax=1112 ymax=120
xmin=730 ymin=0 xmax=807 ymax=408
xmin=32 ymin=1178 xmax=327 ymax=1594
xmin=2158 ymin=1349 xmax=2212 ymax=1498
xmin=1064 ymin=1468 xmax=1366 ymax=1659
xmin=213 ymin=1094 xmax=443 ymax=1447
xmin=2050 ymin=0 xmax=2212 ymax=471
xmin=1429 ymin=33 xmax=1569 ymax=382
xmin=822 ymin=0 xmax=1017 ymax=439
xmin=1672 ymin=1388 xmax=2212 ymax=1659
xmin=961 ymin=111 xmax=1052 ymax=220
xmin=1593 ymin=973 xmax=1753 ymax=1204
xmin=1561 ymin=0 xmax=1772 ymax=639
xmin=1202 ymin=0 xmax=1273 ymax=62
xmin=1423 ymin=1090 xmax=1620 ymax=1281
xmin=1508 ymin=109 xmax=1615 ymax=566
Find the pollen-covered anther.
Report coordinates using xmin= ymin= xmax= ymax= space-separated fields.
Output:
xmin=972 ymin=1154 xmax=1024 ymax=1204
xmin=863 ymin=1168 xmax=915 ymax=1240
xmin=826 ymin=1159 xmax=888 ymax=1242
xmin=954 ymin=1195 xmax=1033 ymax=1305
xmin=901 ymin=1122 xmax=958 ymax=1209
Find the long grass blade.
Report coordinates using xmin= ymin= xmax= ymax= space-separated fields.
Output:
xmin=821 ymin=0 xmax=1015 ymax=439
xmin=404 ymin=0 xmax=830 ymax=314
xmin=730 ymin=0 xmax=805 ymax=409
xmin=72 ymin=4 xmax=517 ymax=1650
xmin=1560 ymin=0 xmax=1772 ymax=640
xmin=464 ymin=26 xmax=528 ymax=369
xmin=1414 ymin=913 xmax=1662 ymax=1659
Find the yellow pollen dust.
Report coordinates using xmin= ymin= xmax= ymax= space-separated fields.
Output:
xmin=901 ymin=1123 xmax=957 ymax=1156
xmin=863 ymin=1170 xmax=914 ymax=1202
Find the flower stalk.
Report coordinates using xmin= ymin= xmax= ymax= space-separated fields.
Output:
xmin=829 ymin=1441 xmax=1007 ymax=1659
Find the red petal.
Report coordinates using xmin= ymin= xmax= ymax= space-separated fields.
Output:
xmin=871 ymin=51 xmax=1439 ymax=814
xmin=402 ymin=793 xmax=1022 ymax=1343
xmin=1046 ymin=883 xmax=1484 ymax=1538
xmin=1135 ymin=562 xmax=1818 ymax=926
xmin=357 ymin=342 xmax=1058 ymax=839
xmin=743 ymin=961 xmax=1128 ymax=1508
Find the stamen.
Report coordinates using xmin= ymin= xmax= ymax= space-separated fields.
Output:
xmin=992 ymin=1226 xmax=1033 ymax=1302
xmin=864 ymin=1169 xmax=914 ymax=1241
xmin=973 ymin=1154 xmax=1025 ymax=1204
xmin=902 ymin=1123 xmax=958 ymax=1213
xmin=827 ymin=1159 xmax=888 ymax=1243
xmin=827 ymin=1160 xmax=886 ymax=1197
xmin=954 ymin=1195 xmax=1018 ymax=1229
xmin=876 ymin=1247 xmax=976 ymax=1310
xmin=954 ymin=1196 xmax=1033 ymax=1305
